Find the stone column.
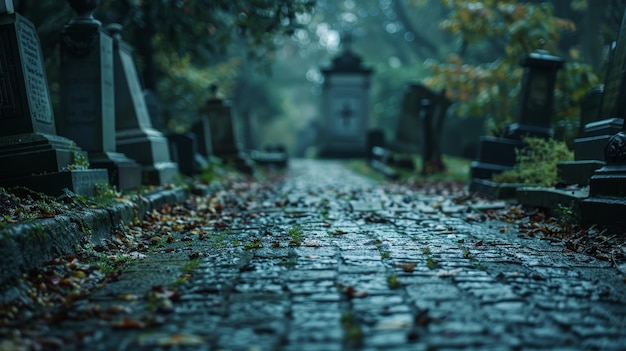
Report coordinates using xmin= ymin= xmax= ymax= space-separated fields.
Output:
xmin=0 ymin=0 xmax=108 ymax=196
xmin=106 ymin=24 xmax=178 ymax=185
xmin=58 ymin=0 xmax=141 ymax=191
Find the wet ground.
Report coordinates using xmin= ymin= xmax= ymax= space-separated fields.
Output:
xmin=3 ymin=159 xmax=626 ymax=350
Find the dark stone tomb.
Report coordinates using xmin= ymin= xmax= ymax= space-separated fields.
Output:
xmin=58 ymin=0 xmax=141 ymax=191
xmin=470 ymin=49 xmax=564 ymax=198
xmin=0 ymin=2 xmax=108 ymax=196
xmin=106 ymin=24 xmax=178 ymax=185
xmin=318 ymin=34 xmax=373 ymax=158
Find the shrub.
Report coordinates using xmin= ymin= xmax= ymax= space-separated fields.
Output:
xmin=492 ymin=137 xmax=573 ymax=186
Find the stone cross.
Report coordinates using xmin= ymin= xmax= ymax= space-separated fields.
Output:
xmin=0 ymin=0 xmax=14 ymax=14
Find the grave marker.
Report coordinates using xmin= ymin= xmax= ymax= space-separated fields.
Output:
xmin=106 ymin=24 xmax=178 ymax=185
xmin=470 ymin=49 xmax=564 ymax=198
xmin=318 ymin=38 xmax=373 ymax=158
xmin=58 ymin=0 xmax=141 ymax=191
xmin=0 ymin=1 xmax=108 ymax=196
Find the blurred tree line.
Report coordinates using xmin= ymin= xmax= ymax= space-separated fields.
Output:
xmin=15 ymin=0 xmax=626 ymax=153
xmin=423 ymin=0 xmax=626 ymax=145
xmin=17 ymin=0 xmax=314 ymax=132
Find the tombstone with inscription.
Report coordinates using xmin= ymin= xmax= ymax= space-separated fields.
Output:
xmin=470 ymin=49 xmax=564 ymax=197
xmin=0 ymin=0 xmax=108 ymax=196
xmin=106 ymin=24 xmax=178 ymax=185
xmin=318 ymin=35 xmax=373 ymax=158
xmin=57 ymin=0 xmax=141 ymax=191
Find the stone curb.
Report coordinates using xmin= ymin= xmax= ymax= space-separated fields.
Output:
xmin=0 ymin=187 xmax=189 ymax=290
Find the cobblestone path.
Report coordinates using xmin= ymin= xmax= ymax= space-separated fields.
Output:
xmin=40 ymin=159 xmax=626 ymax=350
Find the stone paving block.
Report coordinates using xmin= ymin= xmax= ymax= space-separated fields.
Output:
xmin=13 ymin=159 xmax=626 ymax=351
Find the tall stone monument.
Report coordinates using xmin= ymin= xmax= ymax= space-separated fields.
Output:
xmin=0 ymin=0 xmax=108 ymax=196
xmin=106 ymin=24 xmax=178 ymax=185
xmin=318 ymin=34 xmax=373 ymax=158
xmin=469 ymin=49 xmax=564 ymax=197
xmin=58 ymin=0 xmax=141 ymax=191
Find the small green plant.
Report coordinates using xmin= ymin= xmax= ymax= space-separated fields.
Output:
xmin=182 ymin=258 xmax=200 ymax=273
xmin=287 ymin=225 xmax=303 ymax=245
xmin=387 ymin=274 xmax=402 ymax=289
xmin=380 ymin=251 xmax=390 ymax=259
xmin=91 ymin=182 xmax=121 ymax=207
xmin=554 ymin=202 xmax=579 ymax=226
xmin=341 ymin=312 xmax=364 ymax=348
xmin=66 ymin=143 xmax=90 ymax=171
xmin=492 ymin=137 xmax=573 ymax=186
xmin=244 ymin=240 xmax=262 ymax=250
xmin=421 ymin=248 xmax=431 ymax=255
xmin=426 ymin=257 xmax=438 ymax=270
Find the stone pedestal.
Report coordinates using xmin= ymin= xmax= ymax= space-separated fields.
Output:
xmin=0 ymin=11 xmax=107 ymax=196
xmin=558 ymin=118 xmax=622 ymax=185
xmin=469 ymin=50 xmax=564 ymax=198
xmin=107 ymin=24 xmax=178 ymax=185
xmin=168 ymin=132 xmax=203 ymax=176
xmin=582 ymin=132 xmax=626 ymax=228
xmin=58 ymin=8 xmax=141 ymax=191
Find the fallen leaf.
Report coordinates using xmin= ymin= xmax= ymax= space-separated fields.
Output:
xmin=137 ymin=333 xmax=206 ymax=346
xmin=111 ymin=317 xmax=145 ymax=329
xmin=436 ymin=268 xmax=461 ymax=277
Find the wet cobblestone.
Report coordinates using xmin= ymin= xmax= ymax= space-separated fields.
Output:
xmin=28 ymin=159 xmax=626 ymax=350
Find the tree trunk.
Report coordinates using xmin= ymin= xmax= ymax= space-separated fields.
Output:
xmin=135 ymin=2 xmax=157 ymax=91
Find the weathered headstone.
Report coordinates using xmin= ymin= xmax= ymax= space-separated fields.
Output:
xmin=193 ymin=84 xmax=254 ymax=173
xmin=191 ymin=113 xmax=213 ymax=159
xmin=420 ymin=93 xmax=451 ymax=174
xmin=537 ymin=11 xmax=626 ymax=191
xmin=519 ymin=11 xmax=626 ymax=215
xmin=392 ymin=84 xmax=425 ymax=153
xmin=581 ymin=17 xmax=626 ymax=228
xmin=506 ymin=50 xmax=565 ymax=139
xmin=318 ymin=40 xmax=373 ymax=158
xmin=470 ymin=49 xmax=564 ymax=198
xmin=197 ymin=85 xmax=239 ymax=159
xmin=106 ymin=24 xmax=178 ymax=185
xmin=57 ymin=0 xmax=141 ymax=191
xmin=167 ymin=132 xmax=199 ymax=176
xmin=0 ymin=1 xmax=108 ymax=196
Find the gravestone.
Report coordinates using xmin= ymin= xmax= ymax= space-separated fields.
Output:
xmin=197 ymin=85 xmax=239 ymax=160
xmin=392 ymin=83 xmax=430 ymax=153
xmin=470 ymin=49 xmax=564 ymax=198
xmin=193 ymin=84 xmax=253 ymax=173
xmin=506 ymin=50 xmax=565 ymax=139
xmin=558 ymin=19 xmax=626 ymax=187
xmin=318 ymin=39 xmax=373 ymax=158
xmin=167 ymin=132 xmax=199 ymax=176
xmin=518 ymin=11 xmax=626 ymax=215
xmin=106 ymin=24 xmax=178 ymax=185
xmin=57 ymin=0 xmax=141 ymax=191
xmin=581 ymin=12 xmax=626 ymax=228
xmin=581 ymin=129 xmax=626 ymax=228
xmin=191 ymin=112 xmax=213 ymax=159
xmin=0 ymin=1 xmax=108 ymax=196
